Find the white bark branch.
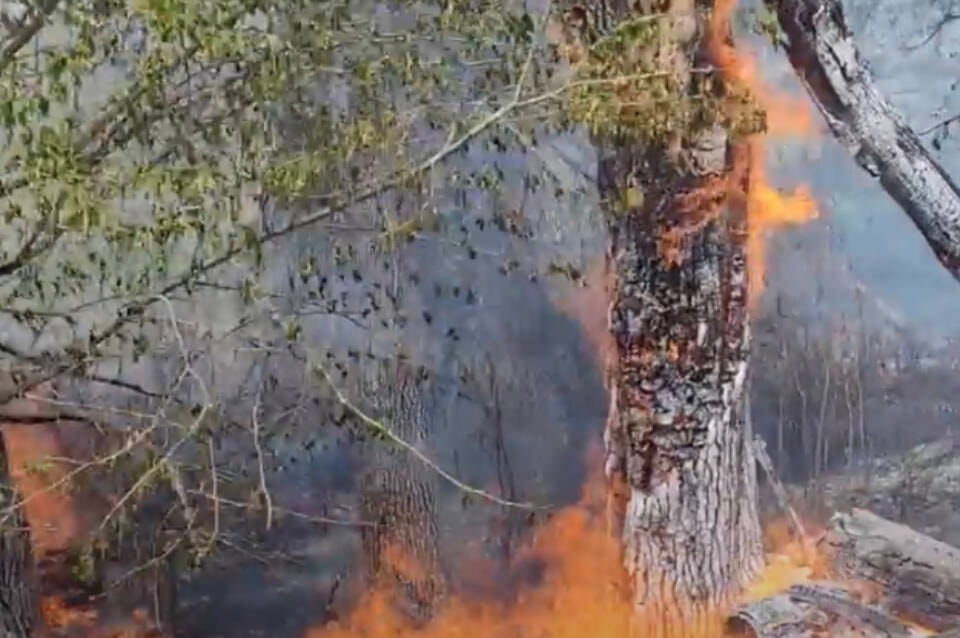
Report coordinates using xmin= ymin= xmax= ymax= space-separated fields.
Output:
xmin=772 ymin=0 xmax=960 ymax=283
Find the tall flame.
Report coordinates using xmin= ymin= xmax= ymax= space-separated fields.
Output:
xmin=709 ymin=0 xmax=819 ymax=305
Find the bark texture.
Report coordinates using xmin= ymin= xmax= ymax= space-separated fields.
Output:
xmin=594 ymin=0 xmax=763 ymax=626
xmin=358 ymin=363 xmax=444 ymax=621
xmin=0 ymin=431 xmax=36 ymax=638
xmin=772 ymin=0 xmax=960 ymax=282
xmin=823 ymin=509 xmax=960 ymax=631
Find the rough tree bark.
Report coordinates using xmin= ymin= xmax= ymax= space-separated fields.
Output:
xmin=0 ymin=430 xmax=37 ymax=638
xmin=592 ymin=0 xmax=764 ymax=629
xmin=771 ymin=0 xmax=960 ymax=283
xmin=358 ymin=363 xmax=444 ymax=621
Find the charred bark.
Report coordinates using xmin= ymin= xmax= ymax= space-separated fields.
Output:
xmin=594 ymin=1 xmax=763 ymax=627
xmin=771 ymin=0 xmax=960 ymax=283
xmin=358 ymin=362 xmax=444 ymax=621
xmin=602 ymin=142 xmax=764 ymax=628
xmin=0 ymin=430 xmax=37 ymax=638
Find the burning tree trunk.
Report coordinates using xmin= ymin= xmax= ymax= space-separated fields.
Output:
xmin=0 ymin=430 xmax=37 ymax=638
xmin=771 ymin=0 xmax=960 ymax=282
xmin=358 ymin=363 xmax=444 ymax=621
xmin=594 ymin=0 xmax=764 ymax=628
xmin=601 ymin=144 xmax=764 ymax=628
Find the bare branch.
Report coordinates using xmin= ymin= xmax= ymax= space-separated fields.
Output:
xmin=250 ymin=386 xmax=273 ymax=531
xmin=773 ymin=0 xmax=960 ymax=284
xmin=0 ymin=0 xmax=59 ymax=76
xmin=0 ymin=222 xmax=55 ymax=280
xmin=87 ymin=374 xmax=166 ymax=399
xmin=919 ymin=112 xmax=960 ymax=137
xmin=315 ymin=363 xmax=548 ymax=511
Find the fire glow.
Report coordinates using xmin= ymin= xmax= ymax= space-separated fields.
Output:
xmin=709 ymin=0 xmax=820 ymax=305
xmin=308 ymin=460 xmax=820 ymax=638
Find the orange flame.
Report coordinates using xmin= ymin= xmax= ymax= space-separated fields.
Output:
xmin=709 ymin=0 xmax=819 ymax=305
xmin=306 ymin=452 xmax=824 ymax=638
xmin=2 ymin=388 xmax=84 ymax=554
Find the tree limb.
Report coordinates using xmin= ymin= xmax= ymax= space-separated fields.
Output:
xmin=920 ymin=112 xmax=960 ymax=137
xmin=0 ymin=0 xmax=59 ymax=75
xmin=771 ymin=0 xmax=960 ymax=283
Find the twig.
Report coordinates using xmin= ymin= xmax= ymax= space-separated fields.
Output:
xmin=905 ymin=10 xmax=960 ymax=51
xmin=918 ymin=112 xmax=960 ymax=136
xmin=187 ymin=490 xmax=368 ymax=527
xmin=204 ymin=437 xmax=220 ymax=558
xmin=97 ymin=295 xmax=210 ymax=531
xmin=251 ymin=385 xmax=273 ymax=531
xmin=316 ymin=364 xmax=547 ymax=510
xmin=324 ymin=573 xmax=343 ymax=620
xmin=0 ymin=0 xmax=59 ymax=76
xmin=87 ymin=374 xmax=166 ymax=399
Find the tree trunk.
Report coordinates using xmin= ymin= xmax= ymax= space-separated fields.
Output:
xmin=358 ymin=363 xmax=444 ymax=621
xmin=0 ymin=430 xmax=37 ymax=638
xmin=596 ymin=1 xmax=764 ymax=630
xmin=771 ymin=0 xmax=960 ymax=283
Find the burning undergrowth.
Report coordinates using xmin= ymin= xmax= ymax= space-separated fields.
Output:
xmin=307 ymin=447 xmax=822 ymax=638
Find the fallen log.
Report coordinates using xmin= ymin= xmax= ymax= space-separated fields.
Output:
xmin=730 ymin=581 xmax=915 ymax=638
xmin=731 ymin=509 xmax=960 ymax=636
xmin=770 ymin=0 xmax=960 ymax=283
xmin=822 ymin=509 xmax=960 ymax=631
xmin=727 ymin=592 xmax=826 ymax=638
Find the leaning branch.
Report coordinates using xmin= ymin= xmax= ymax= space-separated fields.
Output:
xmin=0 ymin=0 xmax=59 ymax=75
xmin=771 ymin=0 xmax=960 ymax=283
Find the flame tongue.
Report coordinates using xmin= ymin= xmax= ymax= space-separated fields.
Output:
xmin=709 ymin=0 xmax=820 ymax=305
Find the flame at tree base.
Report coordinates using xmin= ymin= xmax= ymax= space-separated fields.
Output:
xmin=308 ymin=463 xmax=824 ymax=638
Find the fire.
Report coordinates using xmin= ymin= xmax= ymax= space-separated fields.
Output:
xmin=709 ymin=0 xmax=820 ymax=305
xmin=2 ymin=391 xmax=85 ymax=554
xmin=305 ymin=450 xmax=826 ymax=638
xmin=707 ymin=0 xmax=815 ymax=139
xmin=40 ymin=595 xmax=98 ymax=631
xmin=305 ymin=5 xmax=829 ymax=637
xmin=741 ymin=519 xmax=829 ymax=603
xmin=745 ymin=148 xmax=818 ymax=304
